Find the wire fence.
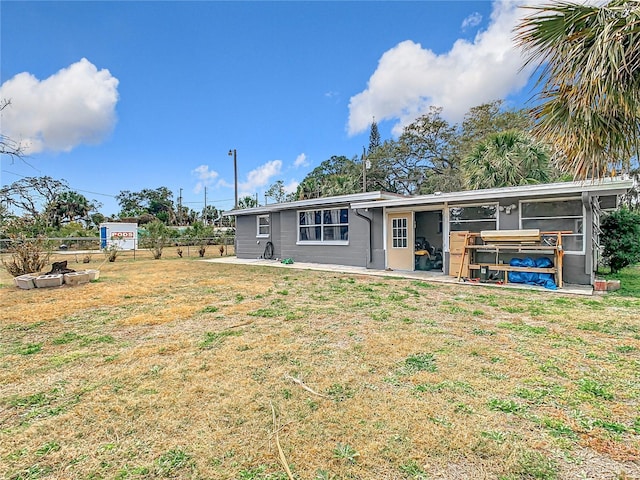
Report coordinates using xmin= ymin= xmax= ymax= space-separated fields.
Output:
xmin=0 ymin=236 xmax=236 ymax=258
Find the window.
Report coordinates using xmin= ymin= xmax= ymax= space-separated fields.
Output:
xmin=520 ymin=198 xmax=584 ymax=253
xmin=392 ymin=218 xmax=408 ymax=248
xmin=298 ymin=208 xmax=348 ymax=243
xmin=257 ymin=214 xmax=270 ymax=237
xmin=449 ymin=204 xmax=498 ymax=232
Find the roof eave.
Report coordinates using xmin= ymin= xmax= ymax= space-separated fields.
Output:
xmin=351 ymin=179 xmax=634 ymax=210
xmin=224 ymin=191 xmax=404 ymax=216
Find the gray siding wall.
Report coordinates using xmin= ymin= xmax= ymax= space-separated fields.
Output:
xmin=236 ymin=206 xmax=382 ymax=268
xmin=276 ymin=209 xmax=370 ymax=267
xmin=236 ymin=190 xmax=601 ymax=286
xmin=446 ymin=195 xmax=595 ymax=285
xmin=270 ymin=213 xmax=282 ymax=259
xmin=369 ymin=208 xmax=386 ymax=270
xmin=236 ymin=215 xmax=262 ymax=259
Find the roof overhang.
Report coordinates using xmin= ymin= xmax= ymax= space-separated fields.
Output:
xmin=350 ymin=178 xmax=634 ymax=210
xmin=224 ymin=191 xmax=405 ymax=216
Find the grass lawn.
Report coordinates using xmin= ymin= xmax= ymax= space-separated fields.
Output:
xmin=1 ymin=255 xmax=639 ymax=480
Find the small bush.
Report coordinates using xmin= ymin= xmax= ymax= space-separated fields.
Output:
xmin=600 ymin=208 xmax=640 ymax=273
xmin=142 ymin=220 xmax=170 ymax=259
xmin=1 ymin=236 xmax=51 ymax=277
xmin=104 ymin=244 xmax=119 ymax=262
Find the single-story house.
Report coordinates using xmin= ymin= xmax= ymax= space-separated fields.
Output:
xmin=226 ymin=178 xmax=633 ymax=287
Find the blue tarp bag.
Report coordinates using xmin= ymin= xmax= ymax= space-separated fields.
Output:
xmin=509 ymin=257 xmax=537 ymax=283
xmin=535 ymin=257 xmax=553 ymax=268
xmin=534 ymin=257 xmax=557 ymax=289
xmin=508 ymin=257 xmax=557 ymax=289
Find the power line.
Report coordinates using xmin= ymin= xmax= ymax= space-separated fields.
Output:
xmin=2 ymin=169 xmax=118 ymax=198
xmin=2 ymin=170 xmax=236 ymax=209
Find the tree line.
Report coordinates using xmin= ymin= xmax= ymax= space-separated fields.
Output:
xmin=0 ymin=179 xmax=238 ymax=239
xmin=281 ymin=101 xmax=564 ymax=202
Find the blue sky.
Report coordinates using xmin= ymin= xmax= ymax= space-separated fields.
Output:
xmin=1 ymin=1 xmax=542 ymax=216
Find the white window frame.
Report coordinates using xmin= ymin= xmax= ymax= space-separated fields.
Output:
xmin=256 ymin=214 xmax=270 ymax=238
xmin=297 ymin=207 xmax=349 ymax=245
xmin=391 ymin=217 xmax=408 ymax=248
xmin=519 ymin=197 xmax=585 ymax=255
xmin=448 ymin=202 xmax=499 ymax=232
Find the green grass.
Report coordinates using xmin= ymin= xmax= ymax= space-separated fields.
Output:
xmin=200 ymin=330 xmax=242 ymax=349
xmin=602 ymin=264 xmax=640 ymax=296
xmin=402 ymin=353 xmax=437 ymax=373
xmin=577 ymin=378 xmax=614 ymax=400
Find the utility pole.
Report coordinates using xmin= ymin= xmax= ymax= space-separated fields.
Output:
xmin=178 ymin=188 xmax=183 ymax=226
xmin=203 ymin=186 xmax=207 ymax=225
xmin=228 ymin=149 xmax=238 ymax=209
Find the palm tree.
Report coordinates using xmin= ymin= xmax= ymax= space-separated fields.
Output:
xmin=461 ymin=130 xmax=553 ymax=190
xmin=48 ymin=191 xmax=93 ymax=226
xmin=515 ymin=0 xmax=640 ymax=179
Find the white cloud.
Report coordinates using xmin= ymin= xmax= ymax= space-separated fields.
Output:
xmin=293 ymin=153 xmax=308 ymax=168
xmin=192 ymin=164 xmax=220 ymax=194
xmin=238 ymin=159 xmax=282 ymax=195
xmin=0 ymin=58 xmax=119 ymax=154
xmin=347 ymin=0 xmax=536 ymax=136
xmin=284 ymin=179 xmax=299 ymax=194
xmin=462 ymin=12 xmax=483 ymax=30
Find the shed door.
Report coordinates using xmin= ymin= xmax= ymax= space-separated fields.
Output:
xmin=387 ymin=213 xmax=414 ymax=271
xmin=100 ymin=226 xmax=107 ymax=249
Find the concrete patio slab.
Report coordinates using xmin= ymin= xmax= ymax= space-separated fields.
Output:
xmin=203 ymin=256 xmax=593 ymax=296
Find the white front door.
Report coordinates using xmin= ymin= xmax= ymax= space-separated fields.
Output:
xmin=387 ymin=212 xmax=414 ymax=271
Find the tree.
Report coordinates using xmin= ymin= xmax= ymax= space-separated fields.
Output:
xmin=48 ymin=191 xmax=97 ymax=227
xmin=461 ymin=130 xmax=553 ymax=190
xmin=116 ymin=187 xmax=176 ymax=224
xmin=368 ymin=119 xmax=381 ymax=154
xmin=90 ymin=212 xmax=106 ymax=227
xmin=265 ymin=180 xmax=287 ymax=203
xmin=201 ymin=205 xmax=221 ymax=225
xmin=1 ymin=176 xmax=70 ymax=227
xmin=393 ymin=107 xmax=462 ymax=194
xmin=296 ymin=156 xmax=361 ymax=199
xmin=0 ymin=99 xmax=27 ymax=163
xmin=600 ymin=208 xmax=640 ymax=273
xmin=293 ymin=102 xmax=544 ymax=198
xmin=458 ymin=101 xmax=533 ymax=159
xmin=515 ymin=0 xmax=640 ymax=179
xmin=142 ymin=220 xmax=171 ymax=259
xmin=238 ymin=195 xmax=258 ymax=209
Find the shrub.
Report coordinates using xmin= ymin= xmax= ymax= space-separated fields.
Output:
xmin=1 ymin=236 xmax=51 ymax=277
xmin=142 ymin=220 xmax=170 ymax=259
xmin=600 ymin=208 xmax=640 ymax=273
xmin=104 ymin=244 xmax=119 ymax=262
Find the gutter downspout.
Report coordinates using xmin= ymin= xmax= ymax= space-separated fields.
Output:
xmin=582 ymin=191 xmax=593 ymax=280
xmin=354 ymin=209 xmax=373 ymax=266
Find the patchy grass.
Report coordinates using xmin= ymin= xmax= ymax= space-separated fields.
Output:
xmin=1 ymin=256 xmax=639 ymax=479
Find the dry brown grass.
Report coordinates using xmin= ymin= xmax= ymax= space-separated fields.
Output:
xmin=1 ymin=255 xmax=639 ymax=480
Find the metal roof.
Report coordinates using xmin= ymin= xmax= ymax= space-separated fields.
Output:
xmin=350 ymin=178 xmax=634 ymax=210
xmin=224 ymin=178 xmax=633 ymax=216
xmin=224 ymin=191 xmax=404 ymax=216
